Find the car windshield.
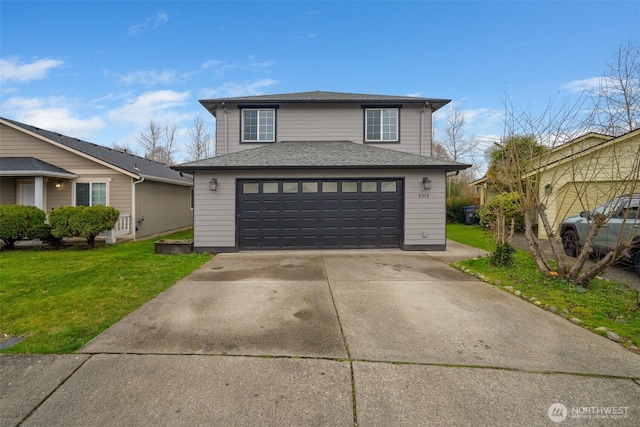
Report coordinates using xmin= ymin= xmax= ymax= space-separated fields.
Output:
xmin=592 ymin=196 xmax=640 ymax=218
xmin=592 ymin=198 xmax=625 ymax=217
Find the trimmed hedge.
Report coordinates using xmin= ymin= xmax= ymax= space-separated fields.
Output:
xmin=49 ymin=205 xmax=120 ymax=248
xmin=0 ymin=205 xmax=47 ymax=249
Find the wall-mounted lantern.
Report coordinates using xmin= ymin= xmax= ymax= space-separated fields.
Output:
xmin=209 ymin=178 xmax=218 ymax=192
xmin=544 ymin=184 xmax=553 ymax=195
xmin=55 ymin=181 xmax=62 ymax=188
xmin=423 ymin=177 xmax=431 ymax=190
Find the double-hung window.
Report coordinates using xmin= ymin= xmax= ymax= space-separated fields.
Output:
xmin=76 ymin=182 xmax=107 ymax=206
xmin=365 ymin=108 xmax=399 ymax=142
xmin=242 ymin=108 xmax=275 ymax=142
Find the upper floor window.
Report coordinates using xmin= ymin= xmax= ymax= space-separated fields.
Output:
xmin=365 ymin=108 xmax=398 ymax=142
xmin=242 ymin=108 xmax=275 ymax=142
xmin=76 ymin=182 xmax=107 ymax=206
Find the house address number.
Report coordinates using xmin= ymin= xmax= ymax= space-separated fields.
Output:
xmin=418 ymin=193 xmax=429 ymax=198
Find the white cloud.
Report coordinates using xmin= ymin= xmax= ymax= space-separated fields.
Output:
xmin=2 ymin=96 xmax=104 ymax=137
xmin=120 ymin=69 xmax=182 ymax=86
xmin=201 ymin=58 xmax=274 ymax=78
xmin=201 ymin=59 xmax=239 ymax=78
xmin=250 ymin=60 xmax=276 ymax=69
xmin=107 ymin=90 xmax=191 ymax=126
xmin=129 ymin=12 xmax=169 ymax=35
xmin=199 ymin=79 xmax=278 ymax=99
xmin=0 ymin=57 xmax=64 ymax=84
xmin=562 ymin=77 xmax=602 ymax=93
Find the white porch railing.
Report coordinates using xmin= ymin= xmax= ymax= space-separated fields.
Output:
xmin=105 ymin=213 xmax=131 ymax=244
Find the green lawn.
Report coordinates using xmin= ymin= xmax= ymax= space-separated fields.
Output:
xmin=447 ymin=224 xmax=640 ymax=350
xmin=0 ymin=230 xmax=211 ymax=354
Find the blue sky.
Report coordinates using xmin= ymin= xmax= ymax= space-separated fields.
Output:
xmin=1 ymin=1 xmax=639 ymax=165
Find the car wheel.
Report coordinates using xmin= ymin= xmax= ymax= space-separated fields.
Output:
xmin=562 ymin=229 xmax=580 ymax=258
xmin=634 ymin=251 xmax=640 ymax=278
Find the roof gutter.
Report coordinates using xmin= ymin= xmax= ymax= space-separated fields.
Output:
xmin=172 ymin=163 xmax=472 ymax=173
xmin=140 ymin=174 xmax=193 ymax=187
xmin=0 ymin=171 xmax=78 ymax=179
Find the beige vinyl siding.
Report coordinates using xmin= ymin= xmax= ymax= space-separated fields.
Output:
xmin=1 ymin=123 xmax=133 ymax=214
xmin=1 ymin=124 xmax=118 ymax=172
xmin=46 ymin=179 xmax=71 ymax=212
xmin=0 ymin=178 xmax=16 ymax=204
xmin=135 ymin=180 xmax=193 ymax=238
xmin=193 ymin=168 xmax=447 ymax=251
xmin=216 ymin=103 xmax=433 ymax=156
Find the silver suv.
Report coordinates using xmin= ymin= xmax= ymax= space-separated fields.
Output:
xmin=560 ymin=194 xmax=640 ymax=277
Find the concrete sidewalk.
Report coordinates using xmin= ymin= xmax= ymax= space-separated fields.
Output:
xmin=2 ymin=244 xmax=639 ymax=426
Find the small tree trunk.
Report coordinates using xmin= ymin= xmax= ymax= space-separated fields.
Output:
xmin=523 ymin=210 xmax=553 ymax=275
xmin=507 ymin=217 xmax=515 ymax=245
xmin=567 ymin=215 xmax=605 ymax=280
xmin=536 ymin=206 xmax=567 ymax=276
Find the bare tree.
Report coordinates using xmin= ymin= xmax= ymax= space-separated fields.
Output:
xmin=497 ymin=93 xmax=640 ymax=285
xmin=441 ymin=105 xmax=476 ymax=164
xmin=185 ymin=116 xmax=214 ymax=161
xmin=136 ymin=120 xmax=177 ymax=165
xmin=435 ymin=105 xmax=479 ymax=197
xmin=431 ymin=141 xmax=451 ymax=160
xmin=588 ymin=40 xmax=640 ymax=135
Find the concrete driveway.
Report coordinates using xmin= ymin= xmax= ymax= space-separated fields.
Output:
xmin=2 ymin=243 xmax=639 ymax=426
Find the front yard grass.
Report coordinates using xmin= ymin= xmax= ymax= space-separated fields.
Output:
xmin=447 ymin=224 xmax=640 ymax=351
xmin=0 ymin=230 xmax=211 ymax=354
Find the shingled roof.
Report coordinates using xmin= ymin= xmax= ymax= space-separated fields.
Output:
xmin=174 ymin=141 xmax=470 ymax=172
xmin=0 ymin=157 xmax=77 ymax=178
xmin=1 ymin=117 xmax=192 ymax=186
xmin=200 ymin=90 xmax=451 ymax=116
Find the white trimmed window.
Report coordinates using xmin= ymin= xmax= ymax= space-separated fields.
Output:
xmin=365 ymin=108 xmax=398 ymax=142
xmin=75 ymin=182 xmax=107 ymax=206
xmin=242 ymin=109 xmax=275 ymax=142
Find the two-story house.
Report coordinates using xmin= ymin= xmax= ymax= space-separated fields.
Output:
xmin=174 ymin=91 xmax=470 ymax=252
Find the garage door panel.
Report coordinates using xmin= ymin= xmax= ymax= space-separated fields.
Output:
xmin=282 ymin=200 xmax=299 ymax=211
xmin=322 ymin=199 xmax=339 ymax=211
xmin=262 ymin=200 xmax=281 ymax=212
xmin=341 ymin=199 xmax=359 ymax=210
xmin=238 ymin=179 xmax=403 ymax=249
xmin=262 ymin=218 xmax=280 ymax=230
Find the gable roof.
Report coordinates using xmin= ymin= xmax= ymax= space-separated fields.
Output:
xmin=0 ymin=157 xmax=78 ymax=178
xmin=174 ymin=140 xmax=470 ymax=172
xmin=523 ymin=127 xmax=640 ymax=178
xmin=1 ymin=117 xmax=192 ymax=186
xmin=471 ymin=127 xmax=640 ymax=185
xmin=200 ymin=90 xmax=451 ymax=116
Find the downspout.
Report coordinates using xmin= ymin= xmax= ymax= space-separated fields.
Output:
xmin=222 ymin=101 xmax=228 ymax=155
xmin=132 ymin=176 xmax=144 ymax=241
xmin=420 ymin=102 xmax=427 ymax=157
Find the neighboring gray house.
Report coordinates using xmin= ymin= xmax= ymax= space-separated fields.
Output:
xmin=0 ymin=117 xmax=193 ymax=241
xmin=174 ymin=91 xmax=470 ymax=252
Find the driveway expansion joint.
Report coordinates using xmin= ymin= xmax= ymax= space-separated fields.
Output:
xmin=16 ymin=354 xmax=93 ymax=427
xmin=322 ymin=254 xmax=359 ymax=427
